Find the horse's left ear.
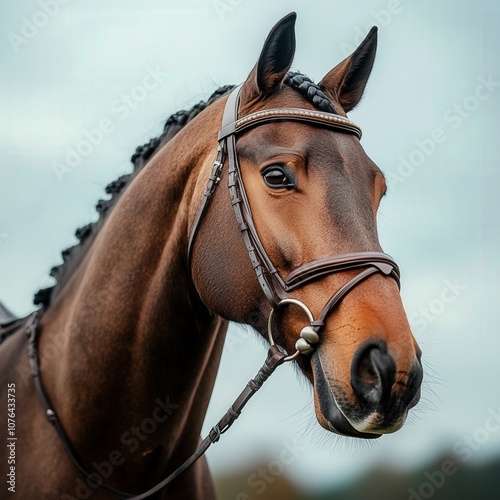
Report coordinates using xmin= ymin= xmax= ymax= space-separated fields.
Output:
xmin=319 ymin=27 xmax=378 ymax=113
xmin=241 ymin=12 xmax=296 ymax=100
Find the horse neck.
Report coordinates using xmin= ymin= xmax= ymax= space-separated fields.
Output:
xmin=39 ymin=117 xmax=227 ymax=464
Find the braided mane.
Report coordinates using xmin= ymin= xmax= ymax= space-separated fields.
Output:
xmin=284 ymin=71 xmax=337 ymax=113
xmin=34 ymin=72 xmax=335 ymax=307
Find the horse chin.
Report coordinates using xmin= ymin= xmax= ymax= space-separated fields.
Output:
xmin=311 ymin=351 xmax=408 ymax=439
xmin=316 ymin=399 xmax=383 ymax=440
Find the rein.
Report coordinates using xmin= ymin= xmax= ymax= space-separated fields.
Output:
xmin=26 ymin=308 xmax=290 ymax=499
xmin=28 ymin=85 xmax=400 ymax=498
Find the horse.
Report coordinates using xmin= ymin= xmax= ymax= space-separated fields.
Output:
xmin=0 ymin=12 xmax=422 ymax=499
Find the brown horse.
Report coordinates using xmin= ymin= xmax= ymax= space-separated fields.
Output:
xmin=0 ymin=13 xmax=422 ymax=499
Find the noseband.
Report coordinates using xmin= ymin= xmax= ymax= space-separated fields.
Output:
xmin=189 ymin=84 xmax=400 ymax=356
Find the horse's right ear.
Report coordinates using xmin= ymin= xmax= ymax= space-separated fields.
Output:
xmin=241 ymin=12 xmax=296 ymax=102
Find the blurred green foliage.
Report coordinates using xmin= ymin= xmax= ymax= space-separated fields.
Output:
xmin=215 ymin=453 xmax=500 ymax=500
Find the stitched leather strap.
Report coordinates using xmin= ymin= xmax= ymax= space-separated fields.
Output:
xmin=219 ymin=107 xmax=362 ymax=140
xmin=284 ymin=252 xmax=400 ymax=291
xmin=226 ymin=133 xmax=286 ymax=306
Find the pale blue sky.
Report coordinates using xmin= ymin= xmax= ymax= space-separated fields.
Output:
xmin=1 ymin=0 xmax=499 ymax=494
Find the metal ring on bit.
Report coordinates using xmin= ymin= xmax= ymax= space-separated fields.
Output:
xmin=267 ymin=298 xmax=317 ymax=361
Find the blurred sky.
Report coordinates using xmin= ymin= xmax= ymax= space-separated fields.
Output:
xmin=1 ymin=0 xmax=499 ymax=495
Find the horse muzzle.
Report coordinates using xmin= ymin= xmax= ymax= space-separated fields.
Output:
xmin=311 ymin=340 xmax=423 ymax=438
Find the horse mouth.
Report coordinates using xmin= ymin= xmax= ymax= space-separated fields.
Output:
xmin=311 ymin=351 xmax=415 ymax=439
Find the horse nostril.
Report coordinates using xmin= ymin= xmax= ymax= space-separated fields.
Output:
xmin=351 ymin=341 xmax=395 ymax=408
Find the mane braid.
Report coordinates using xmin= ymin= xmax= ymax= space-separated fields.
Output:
xmin=34 ymin=84 xmax=235 ymax=307
xmin=34 ymin=74 xmax=334 ymax=308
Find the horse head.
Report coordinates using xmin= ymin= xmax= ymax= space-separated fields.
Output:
xmin=190 ymin=13 xmax=422 ymax=439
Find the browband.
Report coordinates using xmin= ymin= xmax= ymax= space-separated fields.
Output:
xmin=219 ymin=107 xmax=362 ymax=140
xmin=218 ymin=84 xmax=362 ymax=141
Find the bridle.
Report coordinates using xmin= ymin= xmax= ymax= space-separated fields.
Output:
xmin=188 ymin=84 xmax=400 ymax=356
xmin=26 ymin=84 xmax=400 ymax=499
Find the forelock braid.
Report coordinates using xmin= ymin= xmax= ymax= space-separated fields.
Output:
xmin=284 ymin=71 xmax=337 ymax=114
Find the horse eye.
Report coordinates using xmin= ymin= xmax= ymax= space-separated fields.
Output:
xmin=262 ymin=166 xmax=295 ymax=189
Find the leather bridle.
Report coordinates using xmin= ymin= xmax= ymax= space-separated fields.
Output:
xmin=188 ymin=84 xmax=400 ymax=356
xmin=26 ymin=84 xmax=401 ymax=499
